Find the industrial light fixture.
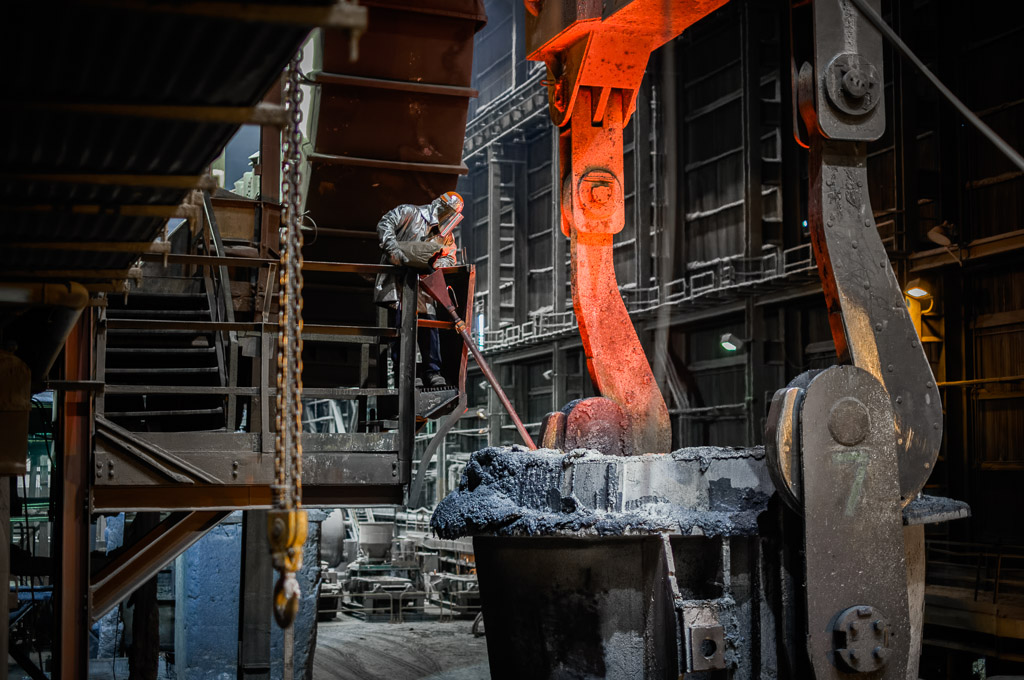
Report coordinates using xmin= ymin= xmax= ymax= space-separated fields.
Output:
xmin=720 ymin=332 xmax=747 ymax=352
xmin=926 ymin=224 xmax=952 ymax=247
xmin=926 ymin=221 xmax=963 ymax=267
xmin=904 ymin=278 xmax=931 ymax=301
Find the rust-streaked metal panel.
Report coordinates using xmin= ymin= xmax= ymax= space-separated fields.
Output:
xmin=304 ymin=0 xmax=485 ymax=255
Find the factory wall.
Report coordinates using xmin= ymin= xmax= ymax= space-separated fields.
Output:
xmin=173 ymin=512 xmax=324 ymax=680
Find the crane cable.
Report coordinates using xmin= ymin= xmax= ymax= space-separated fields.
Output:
xmin=848 ymin=0 xmax=1024 ymax=174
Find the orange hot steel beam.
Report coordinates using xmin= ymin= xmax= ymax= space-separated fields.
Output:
xmin=526 ymin=0 xmax=727 ymax=454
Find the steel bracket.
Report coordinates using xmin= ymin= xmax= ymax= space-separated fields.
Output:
xmin=800 ymin=365 xmax=909 ymax=679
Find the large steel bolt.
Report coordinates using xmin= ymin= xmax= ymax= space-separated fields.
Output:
xmin=833 ymin=605 xmax=891 ymax=673
xmin=825 ymin=53 xmax=880 ymax=115
xmin=589 ymin=183 xmax=612 ymax=205
xmin=828 ymin=397 xmax=870 ymax=446
xmin=842 ymin=68 xmax=871 ymax=99
xmin=576 ymin=169 xmax=622 ymax=222
xmin=552 ymin=80 xmax=566 ymax=111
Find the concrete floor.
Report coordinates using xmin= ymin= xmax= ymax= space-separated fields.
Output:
xmin=313 ymin=617 xmax=489 ymax=680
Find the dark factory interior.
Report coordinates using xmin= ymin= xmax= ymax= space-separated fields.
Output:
xmin=0 ymin=0 xmax=1022 ymax=678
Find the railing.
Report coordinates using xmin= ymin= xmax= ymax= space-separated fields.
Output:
xmin=200 ymin=190 xmax=240 ymax=424
xmin=318 ymin=584 xmax=479 ymax=623
xmin=102 ymin=254 xmax=423 ymax=486
xmin=478 ymin=242 xmax=817 ymax=354
xmin=926 ymin=540 xmax=1024 ymax=605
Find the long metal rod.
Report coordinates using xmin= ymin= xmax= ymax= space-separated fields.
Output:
xmin=938 ymin=374 xmax=1024 ymax=388
xmin=461 ymin=328 xmax=537 ymax=449
xmin=420 ymin=270 xmax=536 ymax=449
xmin=848 ymin=0 xmax=1024 ymax=173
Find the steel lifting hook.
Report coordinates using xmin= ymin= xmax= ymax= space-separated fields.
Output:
xmin=268 ymin=508 xmax=308 ymax=627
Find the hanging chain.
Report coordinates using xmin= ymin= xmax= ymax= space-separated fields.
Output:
xmin=269 ymin=48 xmax=308 ymax=630
xmin=277 ymin=47 xmax=306 ymax=510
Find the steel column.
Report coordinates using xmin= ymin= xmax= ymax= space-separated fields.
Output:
xmin=742 ymin=0 xmax=766 ymax=445
xmin=397 ymin=269 xmax=417 ymax=484
xmin=0 ymin=482 xmax=8 ymax=680
xmin=56 ymin=313 xmax=92 ymax=678
xmin=239 ymin=510 xmax=273 ymax=680
xmin=633 ymin=84 xmax=653 ymax=289
xmin=486 ymin=147 xmax=504 ymax=445
xmin=552 ymin=128 xmax=567 ymax=315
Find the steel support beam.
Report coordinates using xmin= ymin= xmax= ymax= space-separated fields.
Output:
xmin=56 ymin=313 xmax=92 ymax=679
xmin=305 ymin=70 xmax=478 ymax=98
xmin=0 ymin=482 xmax=8 ymax=680
xmin=238 ymin=510 xmax=273 ymax=680
xmin=139 ymin=251 xmax=398 ymax=274
xmin=85 ymin=0 xmax=367 ymax=28
xmin=0 ymin=204 xmax=187 ymax=218
xmin=742 ymin=0 xmax=766 ymax=446
xmin=0 ymin=173 xmax=217 ymax=190
xmin=633 ymin=84 xmax=653 ymax=289
xmin=486 ymin=147 xmax=503 ymax=445
xmin=92 ymin=484 xmax=403 ymax=512
xmin=909 ymin=229 xmax=1024 ymax=271
xmin=552 ymin=128 xmax=567 ymax=314
xmin=89 ymin=510 xmax=228 ymax=622
xmin=397 ymin=269 xmax=418 ymax=485
xmin=20 ymin=102 xmax=289 ymax=126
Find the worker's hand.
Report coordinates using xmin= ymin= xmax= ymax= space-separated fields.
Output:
xmin=388 ymin=249 xmax=408 ymax=266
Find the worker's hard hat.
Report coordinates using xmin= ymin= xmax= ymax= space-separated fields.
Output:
xmin=437 ymin=191 xmax=464 ymax=237
xmin=440 ymin=191 xmax=464 ymax=213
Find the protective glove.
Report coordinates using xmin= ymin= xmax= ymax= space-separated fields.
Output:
xmin=394 ymin=241 xmax=443 ymax=271
xmin=388 ymin=247 xmax=409 ymax=266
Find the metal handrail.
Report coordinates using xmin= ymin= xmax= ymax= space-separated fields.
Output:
xmin=201 ymin=190 xmax=240 ymax=425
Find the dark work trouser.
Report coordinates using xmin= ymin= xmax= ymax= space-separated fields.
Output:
xmin=389 ymin=308 xmax=441 ymax=376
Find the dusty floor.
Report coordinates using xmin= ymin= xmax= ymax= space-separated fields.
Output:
xmin=313 ymin=616 xmax=490 ymax=680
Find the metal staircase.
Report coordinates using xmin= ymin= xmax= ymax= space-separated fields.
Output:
xmin=101 ymin=277 xmax=227 ymax=432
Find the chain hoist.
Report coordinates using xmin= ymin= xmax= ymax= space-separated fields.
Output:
xmin=268 ymin=47 xmax=307 ymax=630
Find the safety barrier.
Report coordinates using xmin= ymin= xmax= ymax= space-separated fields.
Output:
xmin=478 ymin=242 xmax=817 ymax=354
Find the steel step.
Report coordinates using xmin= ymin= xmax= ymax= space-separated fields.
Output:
xmin=106 ymin=347 xmax=216 ymax=354
xmin=106 ymin=328 xmax=214 ymax=335
xmin=105 ymin=366 xmax=219 ymax=375
xmin=105 ymin=407 xmax=224 ymax=418
xmin=106 ymin=309 xmax=211 ymax=319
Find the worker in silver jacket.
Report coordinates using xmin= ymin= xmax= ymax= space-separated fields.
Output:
xmin=374 ymin=191 xmax=463 ymax=388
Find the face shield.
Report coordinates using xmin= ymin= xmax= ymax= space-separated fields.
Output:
xmin=434 ymin=191 xmax=464 ymax=238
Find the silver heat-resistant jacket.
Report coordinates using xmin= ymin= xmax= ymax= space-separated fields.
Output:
xmin=373 ymin=200 xmax=457 ymax=314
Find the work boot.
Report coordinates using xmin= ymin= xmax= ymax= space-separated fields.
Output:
xmin=425 ymin=372 xmax=446 ymax=388
xmin=415 ymin=376 xmax=424 ymax=388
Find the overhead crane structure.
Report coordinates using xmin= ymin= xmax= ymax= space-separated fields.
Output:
xmin=0 ymin=0 xmax=485 ymax=676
